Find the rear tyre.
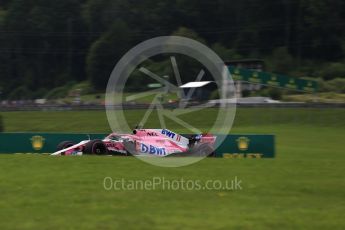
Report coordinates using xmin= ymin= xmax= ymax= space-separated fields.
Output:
xmin=83 ymin=140 xmax=107 ymax=155
xmin=191 ymin=143 xmax=214 ymax=157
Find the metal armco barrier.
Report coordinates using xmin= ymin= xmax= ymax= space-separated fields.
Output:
xmin=0 ymin=103 xmax=344 ymax=112
xmin=0 ymin=133 xmax=275 ymax=157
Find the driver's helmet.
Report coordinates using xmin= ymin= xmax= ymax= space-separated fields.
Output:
xmin=195 ymin=134 xmax=202 ymax=141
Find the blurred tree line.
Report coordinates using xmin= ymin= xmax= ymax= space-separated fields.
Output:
xmin=0 ymin=0 xmax=344 ymax=99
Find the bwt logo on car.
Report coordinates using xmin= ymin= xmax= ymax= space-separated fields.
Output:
xmin=141 ymin=144 xmax=166 ymax=155
xmin=161 ymin=129 xmax=175 ymax=138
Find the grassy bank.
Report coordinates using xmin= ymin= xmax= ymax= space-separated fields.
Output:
xmin=0 ymin=108 xmax=344 ymax=229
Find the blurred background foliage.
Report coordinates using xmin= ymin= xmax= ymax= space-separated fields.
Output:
xmin=0 ymin=0 xmax=344 ymax=99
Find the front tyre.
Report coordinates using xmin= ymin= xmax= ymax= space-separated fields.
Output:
xmin=83 ymin=140 xmax=107 ymax=155
xmin=57 ymin=141 xmax=75 ymax=151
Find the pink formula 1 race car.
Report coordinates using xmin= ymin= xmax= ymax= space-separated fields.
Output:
xmin=51 ymin=129 xmax=216 ymax=157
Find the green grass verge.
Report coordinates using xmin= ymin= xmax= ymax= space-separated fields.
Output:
xmin=1 ymin=108 xmax=344 ymax=133
xmin=284 ymin=92 xmax=345 ymax=103
xmin=0 ymin=108 xmax=344 ymax=229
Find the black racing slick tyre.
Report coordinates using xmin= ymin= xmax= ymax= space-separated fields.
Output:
xmin=191 ymin=143 xmax=215 ymax=157
xmin=57 ymin=141 xmax=75 ymax=151
xmin=83 ymin=139 xmax=107 ymax=155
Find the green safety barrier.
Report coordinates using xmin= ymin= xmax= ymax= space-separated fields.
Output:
xmin=228 ymin=66 xmax=317 ymax=92
xmin=0 ymin=133 xmax=106 ymax=154
xmin=0 ymin=133 xmax=275 ymax=157
xmin=215 ymin=134 xmax=275 ymax=158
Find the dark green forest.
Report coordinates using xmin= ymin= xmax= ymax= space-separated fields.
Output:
xmin=0 ymin=0 xmax=345 ymax=99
